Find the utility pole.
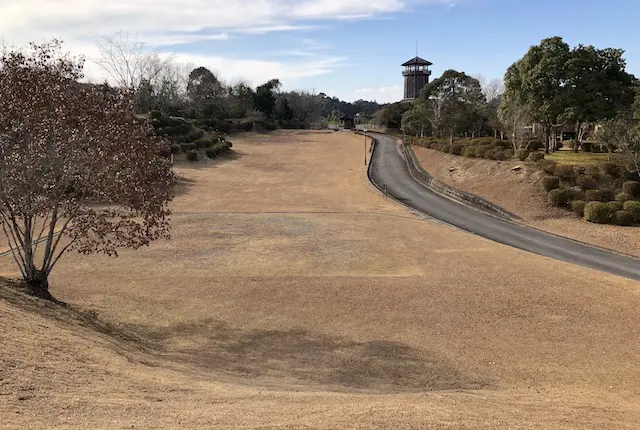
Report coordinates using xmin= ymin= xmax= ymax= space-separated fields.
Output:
xmin=364 ymin=128 xmax=368 ymax=166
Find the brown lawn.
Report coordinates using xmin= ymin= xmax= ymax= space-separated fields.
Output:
xmin=1 ymin=130 xmax=639 ymax=429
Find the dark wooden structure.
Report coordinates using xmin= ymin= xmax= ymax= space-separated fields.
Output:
xmin=402 ymin=56 xmax=432 ymax=100
xmin=340 ymin=115 xmax=355 ymax=129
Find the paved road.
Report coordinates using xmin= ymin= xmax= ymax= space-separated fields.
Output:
xmin=368 ymin=133 xmax=640 ymax=281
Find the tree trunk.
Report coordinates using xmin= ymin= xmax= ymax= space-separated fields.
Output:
xmin=543 ymin=126 xmax=550 ymax=154
xmin=25 ymin=267 xmax=54 ymax=301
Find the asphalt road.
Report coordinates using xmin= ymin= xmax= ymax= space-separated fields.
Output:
xmin=368 ymin=133 xmax=640 ymax=281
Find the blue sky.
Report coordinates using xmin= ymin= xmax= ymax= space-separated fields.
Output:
xmin=2 ymin=0 xmax=639 ymax=103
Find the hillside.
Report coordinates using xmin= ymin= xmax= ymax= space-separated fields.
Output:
xmin=413 ymin=146 xmax=640 ymax=257
xmin=1 ymin=131 xmax=640 ymax=429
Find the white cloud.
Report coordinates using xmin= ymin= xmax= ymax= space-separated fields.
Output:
xmin=350 ymin=85 xmax=403 ymax=103
xmin=0 ymin=1 xmax=458 ymax=91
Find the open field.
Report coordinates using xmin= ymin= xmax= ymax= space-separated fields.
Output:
xmin=1 ymin=130 xmax=640 ymax=429
xmin=413 ymin=147 xmax=640 ymax=257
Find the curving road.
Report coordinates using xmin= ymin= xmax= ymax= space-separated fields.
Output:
xmin=368 ymin=133 xmax=640 ymax=281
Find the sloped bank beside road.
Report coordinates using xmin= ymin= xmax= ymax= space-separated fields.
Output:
xmin=412 ymin=146 xmax=640 ymax=258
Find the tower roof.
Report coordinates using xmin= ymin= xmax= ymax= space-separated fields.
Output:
xmin=402 ymin=56 xmax=432 ymax=66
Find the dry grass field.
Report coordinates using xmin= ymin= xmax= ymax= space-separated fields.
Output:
xmin=1 ymin=130 xmax=640 ymax=429
xmin=414 ymin=147 xmax=640 ymax=257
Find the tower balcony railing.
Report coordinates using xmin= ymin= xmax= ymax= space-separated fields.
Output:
xmin=403 ymin=69 xmax=432 ymax=76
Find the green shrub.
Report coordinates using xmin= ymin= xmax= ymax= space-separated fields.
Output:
xmin=194 ymin=138 xmax=213 ymax=149
xmin=502 ymin=149 xmax=514 ymax=159
xmin=170 ymin=144 xmax=181 ymax=154
xmin=606 ymin=201 xmax=623 ymax=213
xmin=493 ymin=150 xmax=506 ymax=161
xmin=474 ymin=145 xmax=491 ymax=158
xmin=621 ymin=181 xmax=640 ymax=197
xmin=622 ymin=170 xmax=640 ymax=181
xmin=570 ymin=200 xmax=586 ymax=217
xmin=539 ymin=159 xmax=557 ymax=175
xmin=623 ymin=201 xmax=640 ymax=222
xmin=585 ymin=189 xmax=613 ymax=202
xmin=186 ymin=150 xmax=199 ymax=162
xmin=484 ymin=149 xmax=496 ymax=160
xmin=612 ymin=210 xmax=634 ymax=226
xmin=150 ymin=110 xmax=162 ymax=119
xmin=449 ymin=144 xmax=464 ymax=155
xmin=576 ymin=175 xmax=597 ymax=190
xmin=549 ymin=188 xmax=571 ymax=207
xmin=179 ymin=142 xmax=196 ymax=152
xmin=600 ymin=162 xmax=620 ymax=177
xmin=528 ymin=152 xmax=545 ymax=162
xmin=567 ymin=187 xmax=586 ymax=201
xmin=463 ymin=146 xmax=477 ymax=157
xmin=542 ymin=176 xmax=560 ymax=191
xmin=585 ymin=164 xmax=602 ymax=180
xmin=527 ymin=140 xmax=543 ymax=151
xmin=584 ymin=202 xmax=612 ymax=224
xmin=205 ymin=147 xmax=220 ymax=158
xmin=555 ymin=165 xmax=576 ymax=183
xmin=581 ymin=142 xmax=593 ymax=152
xmin=516 ymin=149 xmax=530 ymax=161
xmin=616 ymin=192 xmax=633 ymax=203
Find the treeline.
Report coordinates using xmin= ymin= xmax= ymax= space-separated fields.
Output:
xmin=92 ymin=32 xmax=379 ymax=132
xmin=375 ymin=36 xmax=639 ymax=168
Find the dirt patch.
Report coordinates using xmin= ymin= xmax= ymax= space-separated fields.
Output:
xmin=413 ymin=147 xmax=640 ymax=257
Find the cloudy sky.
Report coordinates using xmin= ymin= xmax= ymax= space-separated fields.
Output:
xmin=1 ymin=0 xmax=639 ymax=103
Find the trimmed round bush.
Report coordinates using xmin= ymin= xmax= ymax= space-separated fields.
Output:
xmin=623 ymin=201 xmax=640 ymax=222
xmin=539 ymin=159 xmax=557 ymax=175
xmin=484 ymin=149 xmax=497 ymax=160
xmin=463 ymin=146 xmax=477 ymax=157
xmin=449 ymin=144 xmax=464 ymax=155
xmin=583 ymin=202 xmax=612 ymax=224
xmin=585 ymin=189 xmax=613 ymax=202
xmin=600 ymin=162 xmax=620 ymax=177
xmin=549 ymin=188 xmax=571 ymax=207
xmin=622 ymin=181 xmax=640 ymax=197
xmin=576 ymin=175 xmax=598 ymax=190
xmin=542 ymin=176 xmax=560 ymax=192
xmin=474 ymin=145 xmax=491 ymax=158
xmin=194 ymin=138 xmax=213 ymax=149
xmin=606 ymin=201 xmax=623 ymax=213
xmin=555 ymin=165 xmax=576 ymax=183
xmin=185 ymin=150 xmax=199 ymax=162
xmin=570 ymin=200 xmax=586 ymax=217
xmin=205 ymin=147 xmax=220 ymax=158
xmin=616 ymin=192 xmax=633 ymax=203
xmin=527 ymin=140 xmax=543 ymax=151
xmin=516 ymin=149 xmax=530 ymax=161
xmin=528 ymin=152 xmax=545 ymax=163
xmin=612 ymin=210 xmax=634 ymax=226
xmin=502 ymin=149 xmax=513 ymax=159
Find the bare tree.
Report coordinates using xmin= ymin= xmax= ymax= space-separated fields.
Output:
xmin=482 ymin=78 xmax=505 ymax=102
xmin=0 ymin=40 xmax=174 ymax=300
xmin=94 ymin=31 xmax=174 ymax=89
xmin=499 ymin=96 xmax=530 ymax=154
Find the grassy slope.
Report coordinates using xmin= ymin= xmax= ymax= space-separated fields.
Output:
xmin=1 ymin=130 xmax=639 ymax=429
xmin=413 ymin=146 xmax=640 ymax=257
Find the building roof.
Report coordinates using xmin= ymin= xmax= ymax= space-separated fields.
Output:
xmin=401 ymin=56 xmax=433 ymax=66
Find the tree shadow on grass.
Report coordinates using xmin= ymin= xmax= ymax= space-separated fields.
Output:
xmin=134 ymin=318 xmax=490 ymax=394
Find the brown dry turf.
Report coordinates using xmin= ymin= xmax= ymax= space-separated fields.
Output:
xmin=1 ymin=130 xmax=639 ymax=429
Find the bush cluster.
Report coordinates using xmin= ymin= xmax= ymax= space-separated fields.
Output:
xmin=542 ymin=176 xmax=560 ymax=192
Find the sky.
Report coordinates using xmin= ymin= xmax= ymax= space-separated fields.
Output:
xmin=1 ymin=0 xmax=639 ymax=103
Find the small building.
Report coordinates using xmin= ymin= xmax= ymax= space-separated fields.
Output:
xmin=402 ymin=56 xmax=433 ymax=101
xmin=340 ymin=115 xmax=355 ymax=129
